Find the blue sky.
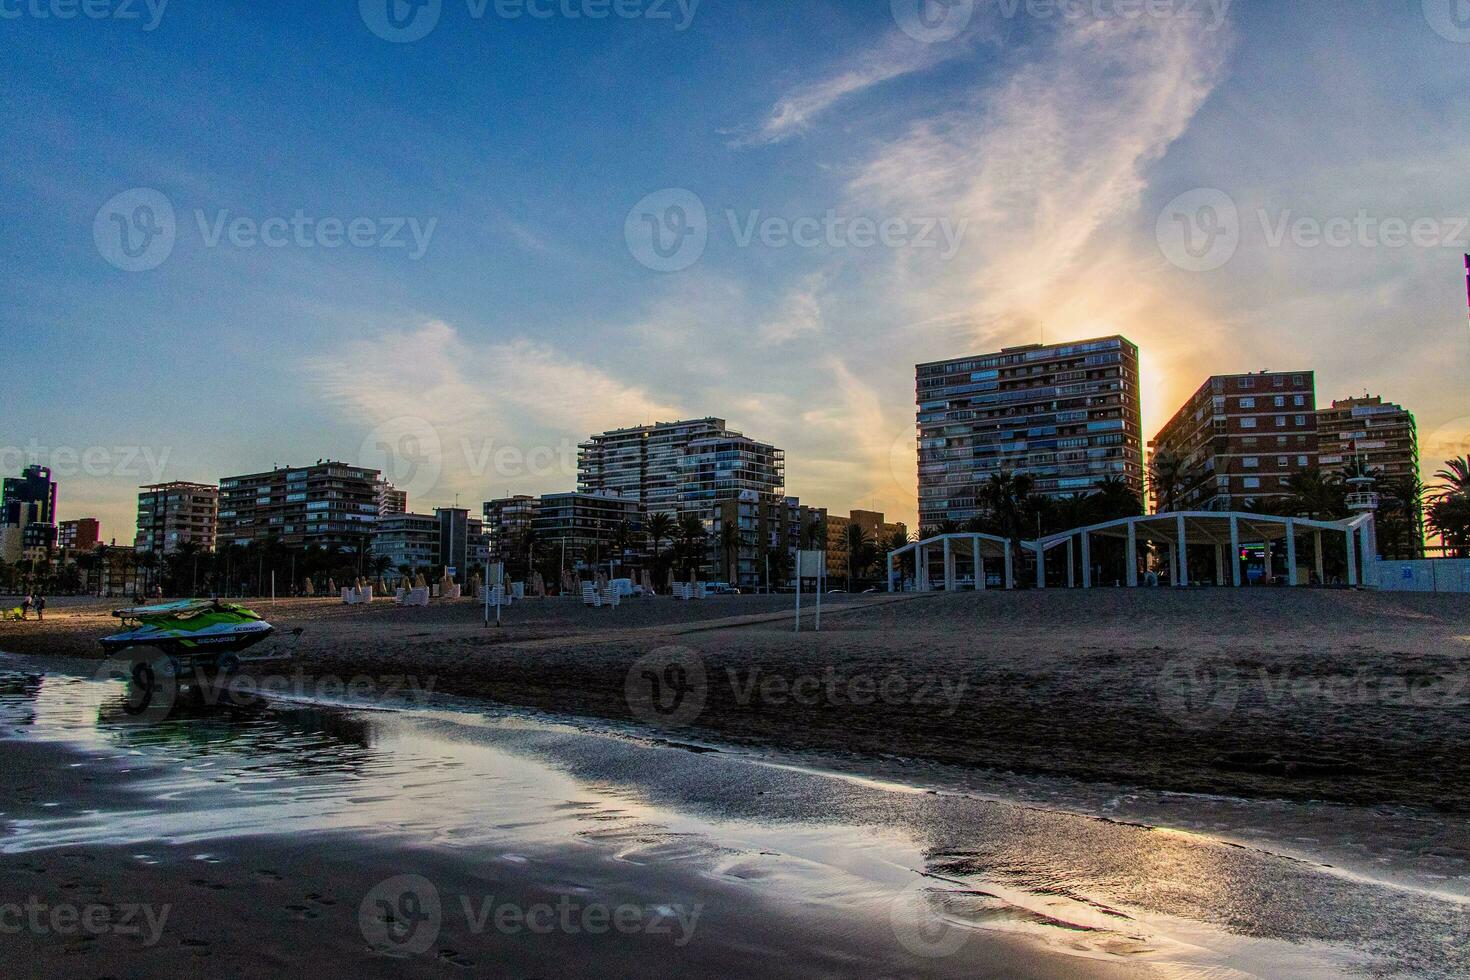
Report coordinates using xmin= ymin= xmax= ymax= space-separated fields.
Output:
xmin=4 ymin=0 xmax=1470 ymax=538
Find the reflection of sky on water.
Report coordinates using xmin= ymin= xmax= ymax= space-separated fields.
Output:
xmin=1 ymin=671 xmax=1466 ymax=978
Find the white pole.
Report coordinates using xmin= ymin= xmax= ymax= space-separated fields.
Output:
xmin=484 ymin=553 xmax=490 ymax=628
xmin=795 ymin=555 xmax=802 ymax=632
xmin=815 ymin=560 xmax=822 ymax=632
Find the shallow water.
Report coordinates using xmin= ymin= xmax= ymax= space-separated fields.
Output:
xmin=0 ymin=667 xmax=1465 ymax=978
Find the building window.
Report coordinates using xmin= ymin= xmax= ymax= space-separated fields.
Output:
xmin=1295 ymin=415 xmax=1306 ymax=426
xmin=1240 ymin=397 xmax=1255 ymax=409
xmin=1240 ymin=377 xmax=1255 ymax=389
xmin=1274 ymin=396 xmax=1285 ymax=407
xmin=1277 ymin=456 xmax=1287 ymax=466
xmin=1298 ymin=455 xmax=1308 ymax=466
xmin=1244 ymin=477 xmax=1261 ymax=489
xmin=1292 ymin=375 xmax=1303 ymax=385
xmin=1294 ymin=395 xmax=1305 ymax=407
xmin=1241 ymin=418 xmax=1257 ymax=429
xmin=1244 ymin=457 xmax=1259 ymax=468
xmin=1275 ymin=416 xmax=1287 ymax=427
xmin=1273 ymin=376 xmax=1285 ymax=387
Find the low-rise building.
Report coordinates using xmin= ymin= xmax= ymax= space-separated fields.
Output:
xmin=827 ymin=510 xmax=908 ymax=584
xmin=712 ymin=493 xmax=825 ymax=589
xmin=532 ymin=492 xmax=641 ymax=571
xmin=372 ymin=508 xmax=487 ymax=581
xmin=59 ymin=518 xmax=101 ymax=553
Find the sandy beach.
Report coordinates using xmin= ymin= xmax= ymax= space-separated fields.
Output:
xmin=5 ymin=589 xmax=1466 ymax=811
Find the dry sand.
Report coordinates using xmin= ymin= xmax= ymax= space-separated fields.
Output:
xmin=5 ymin=589 xmax=1468 ymax=810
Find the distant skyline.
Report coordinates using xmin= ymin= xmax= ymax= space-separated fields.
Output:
xmin=5 ymin=0 xmax=1470 ymax=540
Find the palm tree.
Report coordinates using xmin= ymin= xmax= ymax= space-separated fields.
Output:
xmin=1280 ymin=467 xmax=1347 ymax=520
xmin=675 ymin=515 xmax=707 ymax=577
xmin=719 ymin=521 xmax=741 ymax=585
xmin=1427 ymin=494 xmax=1470 ymax=558
xmin=646 ymin=512 xmax=676 ymax=580
xmin=1148 ymin=449 xmax=1190 ymax=513
xmin=1433 ymin=456 xmax=1470 ymax=501
xmin=800 ymin=517 xmax=826 ymax=551
xmin=842 ymin=521 xmax=872 ymax=589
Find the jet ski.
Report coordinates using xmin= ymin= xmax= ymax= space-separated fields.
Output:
xmin=100 ymin=599 xmax=284 ymax=679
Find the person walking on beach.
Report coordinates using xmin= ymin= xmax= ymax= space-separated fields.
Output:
xmin=20 ymin=594 xmax=32 ymax=620
xmin=35 ymin=594 xmax=45 ymax=621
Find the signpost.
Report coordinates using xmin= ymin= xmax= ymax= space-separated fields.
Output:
xmin=484 ymin=561 xmax=505 ymax=628
xmin=795 ymin=550 xmax=826 ymax=632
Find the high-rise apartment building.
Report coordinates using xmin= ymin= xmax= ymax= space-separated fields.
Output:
xmin=1150 ymin=371 xmax=1318 ymax=512
xmin=578 ymin=418 xmax=784 ymax=518
xmin=218 ymin=462 xmax=379 ymax=550
xmin=59 ymin=518 xmax=101 ymax=553
xmin=916 ymin=336 xmax=1143 ymax=529
xmin=1 ymin=464 xmax=59 ymax=559
xmin=135 ymin=481 xmax=218 ymax=555
xmin=1316 ymin=396 xmax=1418 ymax=483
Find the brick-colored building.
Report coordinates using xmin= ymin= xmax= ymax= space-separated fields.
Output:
xmin=59 ymin=517 xmax=101 ymax=553
xmin=1150 ymin=371 xmax=1318 ymax=512
xmin=827 ymin=509 xmax=908 ymax=584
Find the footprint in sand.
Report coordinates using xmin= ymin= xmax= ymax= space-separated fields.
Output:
xmin=283 ymin=904 xmax=321 ymax=921
xmin=436 ymin=948 xmax=474 ymax=968
xmin=254 ymin=869 xmax=282 ymax=881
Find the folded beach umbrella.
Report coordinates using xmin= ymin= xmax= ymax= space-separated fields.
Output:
xmin=327 ymin=577 xmax=337 ymax=594
xmin=376 ymin=576 xmax=389 ymax=595
xmin=303 ymin=579 xmax=315 ymax=597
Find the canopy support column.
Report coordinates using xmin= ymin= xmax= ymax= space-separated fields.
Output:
xmin=1176 ymin=515 xmax=1189 ymax=588
xmin=1035 ymin=544 xmax=1045 ymax=589
xmin=943 ymin=538 xmax=955 ymax=592
xmin=1126 ymin=523 xmax=1138 ymax=587
xmin=1346 ymin=528 xmax=1359 ymax=586
xmin=1066 ymin=538 xmax=1076 ymax=589
xmin=1314 ymin=530 xmax=1325 ymax=585
xmin=973 ymin=536 xmax=985 ymax=591
xmin=1004 ymin=543 xmax=1014 ymax=590
xmin=1215 ymin=543 xmax=1225 ymax=586
xmin=1286 ymin=519 xmax=1298 ymax=586
xmin=1081 ymin=532 xmax=1093 ymax=589
xmin=1229 ymin=516 xmax=1242 ymax=587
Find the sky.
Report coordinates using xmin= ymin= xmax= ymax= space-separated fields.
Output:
xmin=4 ymin=0 xmax=1470 ymax=541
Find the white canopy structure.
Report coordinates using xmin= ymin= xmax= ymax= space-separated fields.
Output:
xmin=887 ymin=532 xmax=1016 ymax=592
xmin=1023 ymin=511 xmax=1377 ymax=589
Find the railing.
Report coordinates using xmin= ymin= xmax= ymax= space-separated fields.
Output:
xmin=1345 ymin=492 xmax=1380 ymax=510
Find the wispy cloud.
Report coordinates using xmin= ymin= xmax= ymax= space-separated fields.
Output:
xmin=731 ymin=31 xmax=970 ymax=148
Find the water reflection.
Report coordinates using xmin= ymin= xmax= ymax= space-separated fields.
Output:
xmin=0 ymin=669 xmax=1464 ymax=978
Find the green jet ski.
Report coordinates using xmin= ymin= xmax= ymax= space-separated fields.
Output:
xmin=100 ymin=599 xmax=282 ymax=676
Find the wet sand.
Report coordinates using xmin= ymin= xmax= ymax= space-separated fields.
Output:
xmin=5 ymin=589 xmax=1465 ymax=810
xmin=4 ymin=670 xmax=1467 ymax=978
